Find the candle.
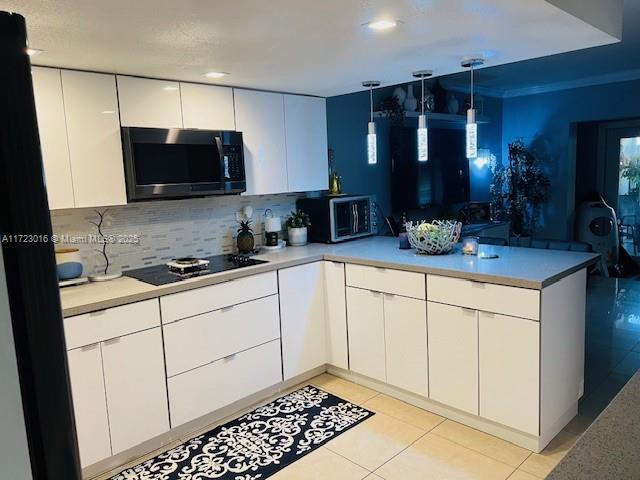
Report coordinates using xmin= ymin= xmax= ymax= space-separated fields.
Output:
xmin=462 ymin=236 xmax=479 ymax=255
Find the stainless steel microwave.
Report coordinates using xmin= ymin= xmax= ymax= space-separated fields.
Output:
xmin=122 ymin=127 xmax=246 ymax=201
xmin=297 ymin=195 xmax=377 ymax=243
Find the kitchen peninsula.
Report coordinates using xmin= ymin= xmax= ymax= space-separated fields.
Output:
xmin=59 ymin=237 xmax=598 ymax=475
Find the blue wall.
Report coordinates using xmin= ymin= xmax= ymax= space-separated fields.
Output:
xmin=327 ymin=89 xmax=392 ymax=215
xmin=502 ymin=78 xmax=640 ymax=239
xmin=326 ymin=84 xmax=503 ymax=217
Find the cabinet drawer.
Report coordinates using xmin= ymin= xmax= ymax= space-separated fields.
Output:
xmin=346 ymin=264 xmax=426 ymax=300
xmin=64 ymin=299 xmax=160 ymax=350
xmin=160 ymin=271 xmax=278 ymax=323
xmin=427 ymin=275 xmax=540 ymax=321
xmin=168 ymin=340 xmax=282 ymax=427
xmin=164 ymin=295 xmax=280 ymax=376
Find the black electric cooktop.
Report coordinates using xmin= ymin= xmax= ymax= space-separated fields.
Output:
xmin=123 ymin=254 xmax=269 ymax=286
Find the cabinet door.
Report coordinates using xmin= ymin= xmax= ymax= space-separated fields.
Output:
xmin=67 ymin=345 xmax=111 ymax=467
xmin=346 ymin=287 xmax=386 ymax=382
xmin=234 ymin=89 xmax=288 ymax=195
xmin=168 ymin=340 xmax=282 ymax=427
xmin=324 ymin=261 xmax=348 ymax=370
xmin=31 ymin=67 xmax=75 ymax=210
xmin=101 ymin=327 xmax=169 ymax=454
xmin=385 ymin=295 xmax=428 ymax=397
xmin=181 ymin=82 xmax=235 ymax=130
xmin=279 ymin=262 xmax=327 ymax=380
xmin=479 ymin=312 xmax=539 ymax=435
xmin=61 ymin=70 xmax=126 ymax=207
xmin=284 ymin=95 xmax=328 ymax=192
xmin=117 ymin=76 xmax=182 ymax=128
xmin=427 ymin=302 xmax=478 ymax=415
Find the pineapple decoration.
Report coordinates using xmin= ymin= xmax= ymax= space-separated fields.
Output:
xmin=236 ymin=219 xmax=255 ymax=253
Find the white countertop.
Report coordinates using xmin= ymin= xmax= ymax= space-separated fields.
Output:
xmin=59 ymin=236 xmax=599 ymax=317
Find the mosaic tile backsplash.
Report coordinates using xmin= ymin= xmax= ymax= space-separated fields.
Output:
xmin=51 ymin=194 xmax=302 ymax=276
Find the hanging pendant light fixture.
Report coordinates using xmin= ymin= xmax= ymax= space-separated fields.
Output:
xmin=413 ymin=70 xmax=433 ymax=162
xmin=461 ymin=56 xmax=484 ymax=159
xmin=363 ymin=80 xmax=381 ymax=165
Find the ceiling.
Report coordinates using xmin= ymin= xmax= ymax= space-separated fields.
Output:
xmin=0 ymin=0 xmax=620 ymax=97
xmin=440 ymin=0 xmax=639 ymax=97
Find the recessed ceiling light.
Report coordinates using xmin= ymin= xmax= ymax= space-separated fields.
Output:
xmin=366 ymin=19 xmax=398 ymax=31
xmin=27 ymin=48 xmax=43 ymax=56
xmin=203 ymin=71 xmax=229 ymax=79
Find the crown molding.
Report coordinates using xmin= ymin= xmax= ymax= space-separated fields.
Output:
xmin=502 ymin=68 xmax=640 ymax=98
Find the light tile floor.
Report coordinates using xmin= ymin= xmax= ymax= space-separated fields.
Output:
xmin=95 ymin=276 xmax=640 ymax=480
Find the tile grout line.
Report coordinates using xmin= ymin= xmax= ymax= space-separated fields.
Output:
xmin=428 ymin=423 xmax=532 ymax=471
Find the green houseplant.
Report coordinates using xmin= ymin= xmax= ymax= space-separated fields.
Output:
xmin=490 ymin=139 xmax=551 ymax=238
xmin=621 ymin=158 xmax=640 ymax=196
xmin=285 ymin=210 xmax=311 ymax=246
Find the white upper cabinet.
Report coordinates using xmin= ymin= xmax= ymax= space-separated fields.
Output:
xmin=234 ymin=89 xmax=288 ymax=195
xmin=279 ymin=262 xmax=327 ymax=380
xmin=181 ymin=83 xmax=235 ymax=130
xmin=284 ymin=95 xmax=328 ymax=192
xmin=61 ymin=70 xmax=127 ymax=208
xmin=31 ymin=67 xmax=75 ymax=210
xmin=117 ymin=76 xmax=182 ymax=128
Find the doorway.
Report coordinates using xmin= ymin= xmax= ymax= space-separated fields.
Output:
xmin=603 ymin=123 xmax=640 ymax=259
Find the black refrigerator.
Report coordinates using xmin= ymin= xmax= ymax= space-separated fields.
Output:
xmin=0 ymin=11 xmax=81 ymax=479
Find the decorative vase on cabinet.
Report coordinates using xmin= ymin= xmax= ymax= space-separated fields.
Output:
xmin=404 ymin=85 xmax=418 ymax=112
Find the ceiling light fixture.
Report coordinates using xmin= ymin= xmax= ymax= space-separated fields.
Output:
xmin=461 ymin=55 xmax=484 ymax=160
xmin=362 ymin=80 xmax=381 ymax=165
xmin=27 ymin=48 xmax=43 ymax=56
xmin=203 ymin=71 xmax=228 ymax=79
xmin=366 ymin=19 xmax=398 ymax=31
xmin=413 ymin=70 xmax=433 ymax=162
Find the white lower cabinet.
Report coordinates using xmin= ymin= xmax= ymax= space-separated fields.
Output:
xmin=346 ymin=287 xmax=386 ymax=382
xmin=479 ymin=312 xmax=540 ymax=435
xmin=384 ymin=294 xmax=428 ymax=396
xmin=67 ymin=345 xmax=111 ymax=467
xmin=168 ymin=340 xmax=282 ymax=427
xmin=324 ymin=261 xmax=348 ymax=370
xmin=101 ymin=328 xmax=170 ymax=454
xmin=279 ymin=262 xmax=327 ymax=380
xmin=163 ymin=295 xmax=280 ymax=377
xmin=65 ymin=301 xmax=168 ymax=468
xmin=427 ymin=302 xmax=479 ymax=415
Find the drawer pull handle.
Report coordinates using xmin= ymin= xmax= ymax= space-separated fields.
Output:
xmin=223 ymin=353 xmax=236 ymax=362
xmin=462 ymin=307 xmax=476 ymax=315
xmin=80 ymin=343 xmax=99 ymax=351
xmin=103 ymin=337 xmax=121 ymax=346
xmin=471 ymin=282 xmax=485 ymax=288
xmin=221 ymin=305 xmax=235 ymax=312
xmin=375 ymin=267 xmax=386 ymax=273
xmin=89 ymin=309 xmax=107 ymax=316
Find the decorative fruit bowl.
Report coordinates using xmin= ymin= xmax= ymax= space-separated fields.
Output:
xmin=406 ymin=220 xmax=462 ymax=255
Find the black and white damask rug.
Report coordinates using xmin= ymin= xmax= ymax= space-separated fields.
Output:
xmin=110 ymin=385 xmax=374 ymax=480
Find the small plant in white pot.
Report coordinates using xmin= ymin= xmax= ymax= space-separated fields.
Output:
xmin=285 ymin=210 xmax=310 ymax=246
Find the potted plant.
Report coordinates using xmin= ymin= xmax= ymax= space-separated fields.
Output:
xmin=285 ymin=210 xmax=311 ymax=246
xmin=490 ymin=139 xmax=550 ymax=244
xmin=236 ymin=219 xmax=254 ymax=253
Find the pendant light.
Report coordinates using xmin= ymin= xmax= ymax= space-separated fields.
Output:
xmin=461 ymin=56 xmax=484 ymax=159
xmin=413 ymin=70 xmax=433 ymax=162
xmin=363 ymin=80 xmax=381 ymax=165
